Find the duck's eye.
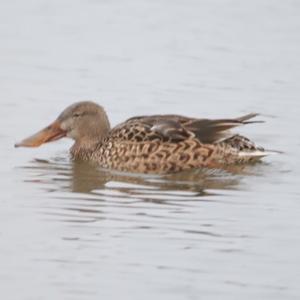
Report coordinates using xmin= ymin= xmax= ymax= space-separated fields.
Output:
xmin=73 ymin=113 xmax=81 ymax=118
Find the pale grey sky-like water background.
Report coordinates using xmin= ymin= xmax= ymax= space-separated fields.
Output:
xmin=1 ymin=0 xmax=300 ymax=299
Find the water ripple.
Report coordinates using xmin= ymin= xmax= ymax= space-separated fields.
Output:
xmin=16 ymin=156 xmax=264 ymax=235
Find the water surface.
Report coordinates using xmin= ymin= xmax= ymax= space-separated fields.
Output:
xmin=1 ymin=0 xmax=300 ymax=299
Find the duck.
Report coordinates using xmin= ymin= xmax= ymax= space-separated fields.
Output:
xmin=15 ymin=101 xmax=269 ymax=174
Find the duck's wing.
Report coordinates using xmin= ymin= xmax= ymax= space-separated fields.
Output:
xmin=110 ymin=113 xmax=262 ymax=144
xmin=109 ymin=115 xmax=190 ymax=143
xmin=181 ymin=113 xmax=262 ymax=143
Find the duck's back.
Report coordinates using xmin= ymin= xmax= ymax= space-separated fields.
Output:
xmin=91 ymin=113 xmax=266 ymax=174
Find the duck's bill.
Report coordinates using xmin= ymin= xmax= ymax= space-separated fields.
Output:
xmin=15 ymin=121 xmax=66 ymax=148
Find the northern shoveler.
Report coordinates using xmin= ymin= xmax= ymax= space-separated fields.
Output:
xmin=15 ymin=101 xmax=269 ymax=174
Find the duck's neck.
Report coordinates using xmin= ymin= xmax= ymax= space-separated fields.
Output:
xmin=70 ymin=137 xmax=105 ymax=161
xmin=70 ymin=113 xmax=111 ymax=161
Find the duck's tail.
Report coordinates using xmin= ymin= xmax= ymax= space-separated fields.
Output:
xmin=237 ymin=148 xmax=282 ymax=162
xmin=236 ymin=113 xmax=264 ymax=124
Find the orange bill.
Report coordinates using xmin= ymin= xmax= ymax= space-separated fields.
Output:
xmin=15 ymin=121 xmax=66 ymax=148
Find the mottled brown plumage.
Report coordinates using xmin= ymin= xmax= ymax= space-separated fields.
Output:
xmin=15 ymin=101 xmax=269 ymax=174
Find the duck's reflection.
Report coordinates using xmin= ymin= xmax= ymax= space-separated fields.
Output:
xmin=19 ymin=158 xmax=263 ymax=223
xmin=23 ymin=157 xmax=251 ymax=196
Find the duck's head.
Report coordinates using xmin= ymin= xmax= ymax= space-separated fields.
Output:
xmin=15 ymin=101 xmax=111 ymax=148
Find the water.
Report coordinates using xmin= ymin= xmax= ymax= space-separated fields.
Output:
xmin=1 ymin=0 xmax=300 ymax=299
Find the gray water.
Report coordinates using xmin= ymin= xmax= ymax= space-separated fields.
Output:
xmin=1 ymin=0 xmax=300 ymax=299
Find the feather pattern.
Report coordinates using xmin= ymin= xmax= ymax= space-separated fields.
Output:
xmin=109 ymin=113 xmax=262 ymax=143
xmin=81 ymin=113 xmax=267 ymax=173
